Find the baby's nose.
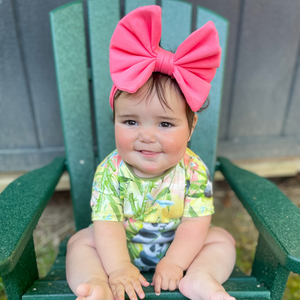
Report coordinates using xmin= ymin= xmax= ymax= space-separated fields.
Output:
xmin=139 ymin=128 xmax=156 ymax=143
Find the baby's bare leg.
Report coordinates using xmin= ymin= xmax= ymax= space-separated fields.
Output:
xmin=179 ymin=227 xmax=236 ymax=300
xmin=66 ymin=227 xmax=113 ymax=300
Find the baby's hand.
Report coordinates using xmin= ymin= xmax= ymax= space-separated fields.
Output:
xmin=151 ymin=257 xmax=183 ymax=295
xmin=108 ymin=262 xmax=149 ymax=300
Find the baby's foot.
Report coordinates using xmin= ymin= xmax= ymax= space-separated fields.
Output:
xmin=76 ymin=278 xmax=114 ymax=300
xmin=179 ymin=271 xmax=235 ymax=300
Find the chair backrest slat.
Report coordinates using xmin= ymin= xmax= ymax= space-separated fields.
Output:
xmin=125 ymin=0 xmax=156 ymax=14
xmin=50 ymin=1 xmax=95 ymax=230
xmin=160 ymin=0 xmax=192 ymax=51
xmin=189 ymin=6 xmax=229 ymax=179
xmin=88 ymin=0 xmax=120 ymax=162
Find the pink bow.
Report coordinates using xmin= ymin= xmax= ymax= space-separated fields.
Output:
xmin=109 ymin=5 xmax=221 ymax=112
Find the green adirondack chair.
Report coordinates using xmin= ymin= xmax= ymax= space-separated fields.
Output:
xmin=1 ymin=0 xmax=300 ymax=299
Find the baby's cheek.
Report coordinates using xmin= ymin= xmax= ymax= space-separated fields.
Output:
xmin=115 ymin=127 xmax=132 ymax=150
xmin=115 ymin=133 xmax=128 ymax=149
xmin=163 ymin=131 xmax=189 ymax=152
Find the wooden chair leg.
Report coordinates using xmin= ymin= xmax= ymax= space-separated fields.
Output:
xmin=2 ymin=237 xmax=39 ymax=300
xmin=251 ymin=234 xmax=290 ymax=300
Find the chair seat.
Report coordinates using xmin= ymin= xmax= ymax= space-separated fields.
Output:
xmin=23 ymin=239 xmax=270 ymax=300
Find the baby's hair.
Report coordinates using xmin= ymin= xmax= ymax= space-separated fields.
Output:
xmin=113 ymin=72 xmax=210 ymax=134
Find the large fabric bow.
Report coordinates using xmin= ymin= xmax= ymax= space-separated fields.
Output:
xmin=109 ymin=5 xmax=221 ymax=112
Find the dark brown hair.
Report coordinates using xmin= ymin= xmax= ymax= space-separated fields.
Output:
xmin=113 ymin=72 xmax=210 ymax=134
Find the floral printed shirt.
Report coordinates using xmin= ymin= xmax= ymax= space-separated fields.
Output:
xmin=91 ymin=147 xmax=213 ymax=225
xmin=90 ymin=148 xmax=214 ymax=270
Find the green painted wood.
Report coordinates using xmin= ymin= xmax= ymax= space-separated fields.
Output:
xmin=218 ymin=157 xmax=300 ymax=274
xmin=88 ymin=0 xmax=120 ymax=162
xmin=252 ymin=234 xmax=290 ymax=300
xmin=40 ymin=268 xmax=67 ymax=282
xmin=189 ymin=7 xmax=229 ymax=179
xmin=3 ymin=237 xmax=38 ymax=300
xmin=57 ymin=236 xmax=70 ymax=256
xmin=160 ymin=0 xmax=192 ymax=51
xmin=50 ymin=1 xmax=95 ymax=231
xmin=125 ymin=0 xmax=156 ymax=14
xmin=24 ymin=274 xmax=270 ymax=300
xmin=23 ymin=281 xmax=76 ymax=300
xmin=51 ymin=256 xmax=66 ymax=268
xmin=0 ymin=157 xmax=65 ymax=276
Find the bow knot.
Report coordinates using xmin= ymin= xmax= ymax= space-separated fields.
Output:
xmin=154 ymin=47 xmax=174 ymax=76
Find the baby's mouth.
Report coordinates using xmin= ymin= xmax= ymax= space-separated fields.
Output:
xmin=138 ymin=150 xmax=161 ymax=157
xmin=140 ymin=150 xmax=157 ymax=154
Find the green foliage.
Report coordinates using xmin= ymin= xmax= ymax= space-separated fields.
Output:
xmin=284 ymin=273 xmax=300 ymax=300
xmin=35 ymin=243 xmax=58 ymax=278
xmin=235 ymin=238 xmax=256 ymax=275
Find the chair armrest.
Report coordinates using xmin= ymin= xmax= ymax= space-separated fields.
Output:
xmin=0 ymin=157 xmax=66 ymax=276
xmin=218 ymin=157 xmax=300 ymax=274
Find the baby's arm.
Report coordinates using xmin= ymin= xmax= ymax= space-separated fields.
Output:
xmin=152 ymin=215 xmax=211 ymax=294
xmin=94 ymin=221 xmax=149 ymax=300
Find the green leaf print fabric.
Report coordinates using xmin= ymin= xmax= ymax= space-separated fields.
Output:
xmin=91 ymin=147 xmax=214 ymax=225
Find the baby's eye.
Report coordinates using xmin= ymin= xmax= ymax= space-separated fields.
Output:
xmin=160 ymin=122 xmax=173 ymax=128
xmin=125 ymin=120 xmax=137 ymax=126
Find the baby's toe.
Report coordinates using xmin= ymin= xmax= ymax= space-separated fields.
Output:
xmin=76 ymin=281 xmax=114 ymax=300
xmin=76 ymin=283 xmax=92 ymax=298
xmin=209 ymin=290 xmax=235 ymax=300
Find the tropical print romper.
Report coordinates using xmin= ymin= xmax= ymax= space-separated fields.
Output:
xmin=91 ymin=148 xmax=214 ymax=271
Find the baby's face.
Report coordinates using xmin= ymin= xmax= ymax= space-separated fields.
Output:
xmin=114 ymin=83 xmax=197 ymax=178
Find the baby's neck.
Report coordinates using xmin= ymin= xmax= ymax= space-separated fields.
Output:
xmin=131 ymin=166 xmax=166 ymax=179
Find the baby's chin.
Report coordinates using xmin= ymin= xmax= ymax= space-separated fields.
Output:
xmin=132 ymin=166 xmax=167 ymax=178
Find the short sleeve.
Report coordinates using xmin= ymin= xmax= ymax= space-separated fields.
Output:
xmin=183 ymin=155 xmax=214 ymax=218
xmin=91 ymin=163 xmax=123 ymax=222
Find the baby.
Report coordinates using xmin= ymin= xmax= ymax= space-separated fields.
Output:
xmin=66 ymin=6 xmax=236 ymax=300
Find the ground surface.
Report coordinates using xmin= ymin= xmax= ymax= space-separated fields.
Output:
xmin=1 ymin=175 xmax=300 ymax=299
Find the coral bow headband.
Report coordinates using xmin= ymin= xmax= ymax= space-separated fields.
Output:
xmin=109 ymin=5 xmax=221 ymax=112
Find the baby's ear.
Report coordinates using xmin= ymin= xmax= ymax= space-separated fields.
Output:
xmin=188 ymin=113 xmax=198 ymax=141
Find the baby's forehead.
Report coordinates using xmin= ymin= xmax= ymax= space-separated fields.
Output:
xmin=116 ymin=88 xmax=185 ymax=112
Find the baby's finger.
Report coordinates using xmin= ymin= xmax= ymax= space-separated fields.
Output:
xmin=116 ymin=283 xmax=125 ymax=300
xmin=139 ymin=274 xmax=149 ymax=287
xmin=132 ymin=278 xmax=145 ymax=299
xmin=151 ymin=273 xmax=156 ymax=286
xmin=124 ymin=281 xmax=138 ymax=300
xmin=168 ymin=279 xmax=177 ymax=291
xmin=110 ymin=284 xmax=117 ymax=300
xmin=161 ymin=277 xmax=169 ymax=291
xmin=154 ymin=275 xmax=162 ymax=296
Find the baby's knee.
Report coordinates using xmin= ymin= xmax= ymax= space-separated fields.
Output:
xmin=208 ymin=227 xmax=236 ymax=247
xmin=67 ymin=227 xmax=95 ymax=250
